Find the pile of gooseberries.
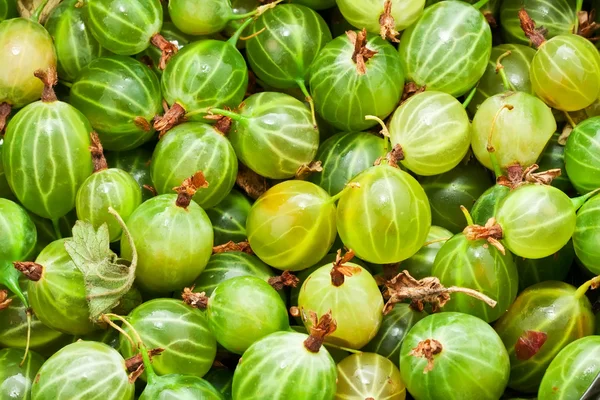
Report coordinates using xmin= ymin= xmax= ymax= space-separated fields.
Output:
xmin=1 ymin=0 xmax=600 ymax=399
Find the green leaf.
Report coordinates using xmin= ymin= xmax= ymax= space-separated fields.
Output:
xmin=64 ymin=208 xmax=137 ymax=321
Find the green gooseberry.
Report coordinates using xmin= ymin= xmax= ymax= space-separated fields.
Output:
xmin=420 ymin=160 xmax=492 ymax=233
xmin=3 ymin=76 xmax=93 ymax=222
xmin=468 ymin=44 xmax=536 ymax=114
xmin=0 ymin=141 xmax=15 ymax=201
xmin=23 ymin=239 xmax=96 ymax=336
xmin=538 ymin=132 xmax=573 ymax=194
xmin=565 ymin=116 xmax=600 ymax=194
xmin=308 ymin=131 xmax=386 ymax=196
xmin=539 ymin=336 xmax=600 ymax=399
xmin=298 ymin=261 xmax=383 ymax=349
xmin=27 ymin=210 xmax=76 ymax=259
xmin=337 ymin=164 xmax=431 ymax=264
xmin=531 ymin=35 xmax=600 ymax=112
xmin=0 ymin=348 xmax=45 ymax=400
xmin=151 ymin=122 xmax=238 ymax=209
xmin=0 ymin=18 xmax=56 ymax=110
xmin=471 ymin=184 xmax=511 ymax=226
xmin=401 ymin=226 xmax=452 ymax=280
xmin=232 ymin=330 xmax=337 ymax=400
xmin=293 ymin=0 xmax=336 ymax=10
xmin=247 ymin=180 xmax=336 ymax=271
xmin=401 ymin=312 xmax=510 ymax=400
xmin=389 ymin=91 xmax=471 ymax=175
xmin=205 ymin=190 xmax=251 ymax=246
xmin=500 ymin=0 xmax=576 ymax=45
xmin=398 ymin=1 xmax=492 ymax=97
xmin=105 ymin=146 xmax=154 ymax=202
xmin=494 ymin=280 xmax=595 ymax=393
xmin=471 ymin=92 xmax=556 ymax=171
xmin=120 ymin=298 xmax=217 ymax=379
xmin=309 ymin=31 xmax=404 ymax=132
xmin=168 ymin=0 xmax=256 ymax=36
xmin=337 ymin=0 xmax=425 ymax=35
xmin=0 ymin=0 xmax=17 ymax=22
xmin=120 ymin=191 xmax=213 ymax=294
xmin=140 ymin=374 xmax=225 ymax=400
xmin=44 ymin=0 xmax=106 ymax=82
xmin=191 ymin=276 xmax=289 ymax=354
xmin=86 ymin=0 xmax=163 ymax=55
xmin=336 ymin=352 xmax=406 ymax=399
xmin=362 ymin=303 xmax=427 ymax=366
xmin=70 ymin=56 xmax=163 ymax=151
xmin=31 ymin=341 xmax=135 ymax=399
xmin=218 ymin=92 xmax=319 ymax=180
xmin=516 ymin=241 xmax=574 ymax=292
xmin=573 ymin=194 xmax=600 ymax=275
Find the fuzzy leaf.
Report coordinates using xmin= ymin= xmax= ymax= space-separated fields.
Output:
xmin=64 ymin=208 xmax=137 ymax=321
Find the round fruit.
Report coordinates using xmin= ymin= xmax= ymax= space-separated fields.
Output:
xmin=516 ymin=241 xmax=574 ymax=292
xmin=120 ymin=299 xmax=217 ymax=379
xmin=70 ymin=56 xmax=163 ymax=150
xmin=205 ymin=190 xmax=252 ymax=245
xmin=169 ymin=0 xmax=250 ymax=35
xmin=565 ymin=116 xmax=600 ymax=194
xmin=0 ymin=348 xmax=45 ymax=400
xmin=337 ymin=164 xmax=431 ymax=264
xmin=337 ymin=0 xmax=425 ymax=35
xmin=336 ymin=352 xmax=406 ymax=400
xmin=151 ymin=122 xmax=237 ymax=209
xmin=401 ymin=312 xmax=510 ymax=400
xmin=140 ymin=374 xmax=225 ymax=400
xmin=31 ymin=341 xmax=135 ymax=400
xmin=293 ymin=0 xmax=336 ymax=10
xmin=0 ymin=0 xmax=16 ymax=22
xmin=398 ymin=1 xmax=492 ymax=97
xmin=247 ymin=180 xmax=336 ymax=271
xmin=538 ymin=132 xmax=573 ymax=194
xmin=309 ymin=30 xmax=404 ymax=132
xmin=105 ymin=146 xmax=154 ymax=202
xmin=573 ymin=194 xmax=600 ymax=275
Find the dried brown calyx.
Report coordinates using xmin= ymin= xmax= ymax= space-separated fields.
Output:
xmin=154 ymin=103 xmax=186 ymax=136
xmin=484 ymin=12 xmax=497 ymax=28
xmin=34 ymin=67 xmax=58 ymax=103
xmin=374 ymin=144 xmax=405 ymax=168
xmin=295 ymin=161 xmax=323 ymax=180
xmin=150 ymin=34 xmax=178 ymax=70
xmin=401 ymin=83 xmax=426 ymax=105
xmin=463 ymin=217 xmax=505 ymax=254
xmin=173 ymin=171 xmax=209 ymax=209
xmin=375 ymin=263 xmax=401 ymax=287
xmin=346 ymin=29 xmax=378 ymax=76
xmin=577 ymin=10 xmax=600 ymax=39
xmin=379 ymin=0 xmax=400 ymax=43
xmin=497 ymin=163 xmax=562 ymax=190
xmin=268 ymin=271 xmax=299 ymax=290
xmin=236 ymin=163 xmax=270 ymax=200
xmin=303 ymin=310 xmax=337 ymax=353
xmin=383 ymin=270 xmax=497 ymax=314
xmin=125 ymin=348 xmax=164 ymax=383
xmin=0 ymin=102 xmax=11 ymax=133
xmin=143 ymin=185 xmax=157 ymax=197
xmin=409 ymin=339 xmax=443 ymax=373
xmin=518 ymin=8 xmax=547 ymax=48
xmin=181 ymin=287 xmax=209 ymax=309
xmin=13 ymin=262 xmax=43 ymax=281
xmin=204 ymin=107 xmax=234 ymax=135
xmin=133 ymin=117 xmax=152 ymax=133
xmin=0 ymin=290 xmax=11 ymax=310
xmin=89 ymin=132 xmax=108 ymax=172
xmin=330 ymin=249 xmax=361 ymax=287
xmin=514 ymin=330 xmax=547 ymax=361
xmin=212 ymin=240 xmax=253 ymax=255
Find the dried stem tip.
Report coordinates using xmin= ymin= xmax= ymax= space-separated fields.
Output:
xmin=303 ymin=310 xmax=337 ymax=353
xmin=0 ymin=102 xmax=11 ymax=133
xmin=34 ymin=67 xmax=58 ymax=103
xmin=401 ymin=83 xmax=426 ymax=105
xmin=379 ymin=0 xmax=400 ymax=43
xmin=295 ymin=161 xmax=323 ymax=180
xmin=463 ymin=218 xmax=505 ymax=255
xmin=409 ymin=339 xmax=443 ymax=373
xmin=268 ymin=271 xmax=299 ymax=291
xmin=330 ymin=249 xmax=360 ymax=287
xmin=173 ymin=171 xmax=209 ymax=209
xmin=13 ymin=262 xmax=43 ymax=281
xmin=182 ymin=287 xmax=209 ymax=309
xmin=236 ymin=163 xmax=269 ymax=200
xmin=498 ymin=163 xmax=561 ymax=189
xmin=383 ymin=270 xmax=498 ymax=314
xmin=518 ymin=8 xmax=547 ymax=48
xmin=0 ymin=290 xmax=11 ymax=310
xmin=212 ymin=240 xmax=253 ymax=255
xmin=150 ymin=34 xmax=178 ymax=70
xmin=125 ymin=348 xmax=164 ymax=383
xmin=374 ymin=144 xmax=405 ymax=168
xmin=346 ymin=29 xmax=378 ymax=75
xmin=90 ymin=132 xmax=108 ymax=172
xmin=154 ymin=103 xmax=186 ymax=135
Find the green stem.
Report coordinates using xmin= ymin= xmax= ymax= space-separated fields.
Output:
xmin=496 ymin=51 xmax=516 ymax=92
xmin=19 ymin=310 xmax=32 ymax=367
xmin=365 ymin=115 xmax=390 ymax=155
xmin=462 ymin=87 xmax=477 ymax=109
xmin=564 ymin=111 xmax=578 ymax=129
xmin=30 ymin=0 xmax=50 ymax=23
xmin=329 ymin=183 xmax=358 ymax=203
xmin=324 ymin=342 xmax=362 ymax=355
xmin=229 ymin=0 xmax=282 ymax=21
xmin=472 ymin=0 xmax=491 ymax=10
xmin=227 ymin=15 xmax=255 ymax=47
xmin=487 ymin=104 xmax=514 ymax=178
xmin=574 ymin=275 xmax=600 ymax=299
xmin=209 ymin=108 xmax=243 ymax=121
xmin=575 ymin=0 xmax=584 ymax=33
xmin=460 ymin=205 xmax=475 ymax=226
xmin=296 ymin=79 xmax=317 ymax=127
xmin=571 ymin=188 xmax=600 ymax=211
xmin=51 ymin=219 xmax=62 ymax=240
